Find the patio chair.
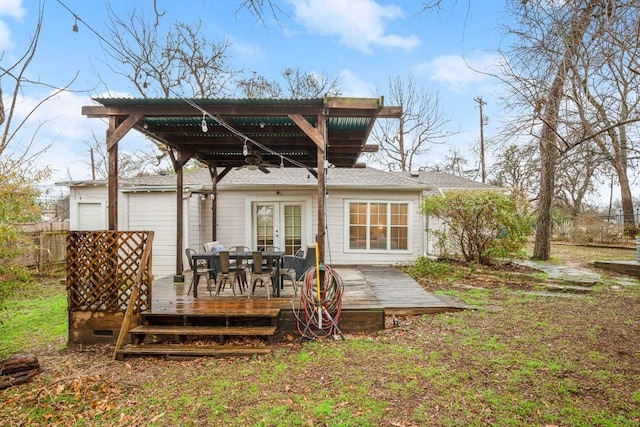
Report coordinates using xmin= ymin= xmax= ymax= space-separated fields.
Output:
xmin=278 ymin=248 xmax=304 ymax=296
xmin=214 ymin=251 xmax=240 ymax=298
xmin=248 ymin=251 xmax=274 ymax=300
xmin=185 ymin=248 xmax=216 ymax=297
xmin=297 ymin=244 xmax=317 ymax=281
xmin=228 ymin=246 xmax=251 ymax=292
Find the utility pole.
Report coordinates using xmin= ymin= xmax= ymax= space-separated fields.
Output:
xmin=474 ymin=96 xmax=487 ymax=183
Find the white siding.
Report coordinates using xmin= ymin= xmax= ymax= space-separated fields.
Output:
xmin=215 ymin=191 xmax=249 ymax=247
xmin=69 ymin=187 xmax=109 ymax=230
xmin=324 ymin=189 xmax=423 ymax=266
xmin=69 ymin=182 xmax=432 ymax=277
xmin=126 ymin=191 xmax=178 ymax=277
xmin=187 ymin=194 xmax=206 ymax=252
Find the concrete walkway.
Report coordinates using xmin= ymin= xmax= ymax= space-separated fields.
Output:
xmin=515 ymin=260 xmax=602 ymax=285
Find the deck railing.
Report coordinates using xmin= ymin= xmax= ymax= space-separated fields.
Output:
xmin=66 ymin=231 xmax=154 ymax=345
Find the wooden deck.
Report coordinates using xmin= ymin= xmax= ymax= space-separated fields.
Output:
xmin=111 ymin=266 xmax=467 ymax=358
xmin=148 ymin=266 xmax=465 ymax=328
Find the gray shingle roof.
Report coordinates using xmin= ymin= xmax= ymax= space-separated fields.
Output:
xmin=60 ymin=168 xmax=497 ymax=192
xmin=397 ymin=170 xmax=499 ymax=191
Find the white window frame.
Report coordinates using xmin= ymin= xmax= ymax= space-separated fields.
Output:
xmin=343 ymin=200 xmax=412 ymax=253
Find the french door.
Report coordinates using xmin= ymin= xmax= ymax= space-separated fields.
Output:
xmin=253 ymin=202 xmax=304 ymax=255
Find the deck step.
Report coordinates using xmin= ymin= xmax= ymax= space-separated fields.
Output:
xmin=142 ymin=307 xmax=282 ymax=318
xmin=116 ymin=344 xmax=272 ymax=359
xmin=129 ymin=325 xmax=277 ymax=336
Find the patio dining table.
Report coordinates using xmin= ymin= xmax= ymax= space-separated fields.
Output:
xmin=191 ymin=251 xmax=284 ymax=298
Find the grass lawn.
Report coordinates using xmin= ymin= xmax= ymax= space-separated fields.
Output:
xmin=1 ymin=243 xmax=639 ymax=426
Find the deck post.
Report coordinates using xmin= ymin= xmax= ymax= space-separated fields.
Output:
xmin=316 ymin=112 xmax=327 ymax=264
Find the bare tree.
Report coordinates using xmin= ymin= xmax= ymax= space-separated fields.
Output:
xmin=236 ymin=71 xmax=283 ymax=98
xmin=554 ymin=142 xmax=603 ymax=219
xmin=568 ymin=2 xmax=640 ymax=236
xmin=496 ymin=1 xmax=604 ymax=260
xmin=282 ymin=67 xmax=341 ymax=98
xmin=103 ymin=7 xmax=236 ymax=98
xmin=0 ymin=1 xmax=76 ymax=162
xmin=488 ymin=143 xmax=539 ymax=203
xmin=370 ymin=74 xmax=455 ymax=171
xmin=80 ymin=132 xmax=170 ymax=180
xmin=429 ymin=148 xmax=473 ymax=178
xmin=236 ymin=67 xmax=341 ymax=99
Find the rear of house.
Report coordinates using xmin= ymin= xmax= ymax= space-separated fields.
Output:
xmin=62 ymin=167 xmax=432 ymax=277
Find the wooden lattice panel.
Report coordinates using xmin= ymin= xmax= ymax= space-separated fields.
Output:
xmin=67 ymin=231 xmax=153 ymax=313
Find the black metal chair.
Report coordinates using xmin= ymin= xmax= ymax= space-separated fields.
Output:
xmin=278 ymin=248 xmax=304 ymax=296
xmin=185 ymin=248 xmax=216 ymax=297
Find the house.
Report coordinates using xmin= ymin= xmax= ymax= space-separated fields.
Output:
xmin=61 ymin=167 xmax=496 ymax=277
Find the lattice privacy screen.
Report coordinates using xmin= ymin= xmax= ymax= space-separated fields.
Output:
xmin=67 ymin=231 xmax=153 ymax=313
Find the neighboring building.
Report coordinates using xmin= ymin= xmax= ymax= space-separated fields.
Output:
xmin=61 ymin=167 xmax=496 ymax=277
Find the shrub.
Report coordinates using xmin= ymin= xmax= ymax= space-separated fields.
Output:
xmin=0 ymin=163 xmax=47 ymax=280
xmin=420 ymin=190 xmax=532 ymax=265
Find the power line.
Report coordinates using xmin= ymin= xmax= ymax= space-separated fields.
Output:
xmin=54 ymin=0 xmax=122 ymax=54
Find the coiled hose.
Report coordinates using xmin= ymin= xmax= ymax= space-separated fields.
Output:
xmin=293 ymin=264 xmax=344 ymax=339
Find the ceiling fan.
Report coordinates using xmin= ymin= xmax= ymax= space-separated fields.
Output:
xmin=237 ymin=146 xmax=278 ymax=173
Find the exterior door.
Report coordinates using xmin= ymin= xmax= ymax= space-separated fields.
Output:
xmin=77 ymin=202 xmax=104 ymax=230
xmin=253 ymin=202 xmax=304 ymax=255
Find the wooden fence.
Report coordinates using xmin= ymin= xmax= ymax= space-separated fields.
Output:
xmin=15 ymin=221 xmax=69 ymax=274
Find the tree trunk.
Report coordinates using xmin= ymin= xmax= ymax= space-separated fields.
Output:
xmin=532 ymin=0 xmax=599 ymax=260
xmin=617 ymin=166 xmax=636 ymax=237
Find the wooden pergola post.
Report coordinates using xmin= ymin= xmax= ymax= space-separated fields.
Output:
xmin=105 ymin=114 xmax=142 ymax=230
xmin=316 ymin=112 xmax=327 ymax=263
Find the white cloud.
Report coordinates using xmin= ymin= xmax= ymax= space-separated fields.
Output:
xmin=288 ymin=0 xmax=419 ymax=54
xmin=0 ymin=20 xmax=11 ymax=49
xmin=338 ymin=70 xmax=375 ymax=97
xmin=0 ymin=0 xmax=26 ymax=19
xmin=0 ymin=1 xmax=26 ymax=53
xmin=414 ymin=53 xmax=502 ymax=93
xmin=9 ymin=90 xmax=152 ymax=183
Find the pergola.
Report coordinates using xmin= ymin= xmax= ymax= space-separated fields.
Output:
xmin=82 ymin=96 xmax=401 ymax=279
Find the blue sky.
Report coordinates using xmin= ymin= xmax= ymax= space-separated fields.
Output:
xmin=1 ymin=0 xmax=508 ymax=187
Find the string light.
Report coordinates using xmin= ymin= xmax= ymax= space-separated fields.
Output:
xmin=72 ymin=16 xmax=78 ymax=32
xmin=242 ymin=139 xmax=249 ymax=156
xmin=280 ymin=155 xmax=284 ymax=168
xmin=201 ymin=112 xmax=208 ymax=133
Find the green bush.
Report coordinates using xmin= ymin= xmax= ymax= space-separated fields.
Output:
xmin=0 ymin=163 xmax=47 ymax=281
xmin=420 ymin=190 xmax=532 ymax=265
xmin=404 ymin=256 xmax=461 ymax=284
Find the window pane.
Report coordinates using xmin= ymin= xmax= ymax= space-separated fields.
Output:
xmin=256 ymin=204 xmax=274 ymax=248
xmin=390 ymin=226 xmax=408 ymax=250
xmin=350 ymin=203 xmax=367 ymax=225
xmin=390 ymin=203 xmax=408 ymax=250
xmin=283 ymin=205 xmax=302 ymax=255
xmin=349 ymin=226 xmax=367 ymax=249
xmin=369 ymin=203 xmax=387 ymax=249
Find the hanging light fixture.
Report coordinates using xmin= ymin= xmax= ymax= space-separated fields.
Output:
xmin=72 ymin=16 xmax=79 ymax=33
xmin=242 ymin=138 xmax=249 ymax=156
xmin=201 ymin=112 xmax=208 ymax=133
